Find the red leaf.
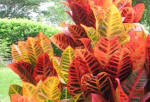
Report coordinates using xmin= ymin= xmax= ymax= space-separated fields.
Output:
xmin=121 ymin=68 xmax=147 ymax=101
xmin=133 ymin=3 xmax=145 ymax=22
xmin=141 ymin=92 xmax=150 ymax=102
xmin=68 ymin=25 xmax=87 ymax=40
xmin=79 ymin=38 xmax=93 ymax=52
xmin=68 ymin=57 xmax=89 ymax=96
xmin=126 ymin=31 xmax=146 ymax=70
xmin=94 ymin=37 xmax=121 ymax=67
xmin=78 ymin=49 xmax=103 ymax=76
xmin=106 ymin=47 xmax=132 ymax=81
xmin=116 ymin=78 xmax=129 ymax=102
xmin=8 ymin=62 xmax=36 ymax=85
xmin=50 ymin=33 xmax=76 ymax=50
xmin=33 ymin=53 xmax=57 ymax=82
xmin=81 ymin=72 xmax=117 ymax=102
xmin=122 ymin=7 xmax=134 ymax=23
xmin=69 ymin=3 xmax=96 ymax=28
xmin=68 ymin=25 xmax=88 ymax=48
xmin=115 ymin=0 xmax=132 ymax=10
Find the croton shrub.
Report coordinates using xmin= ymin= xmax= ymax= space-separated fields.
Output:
xmin=8 ymin=0 xmax=150 ymax=102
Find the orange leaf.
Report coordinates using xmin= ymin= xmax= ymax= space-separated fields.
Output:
xmin=11 ymin=94 xmax=36 ymax=102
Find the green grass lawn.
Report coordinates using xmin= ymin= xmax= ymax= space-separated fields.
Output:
xmin=0 ymin=67 xmax=21 ymax=102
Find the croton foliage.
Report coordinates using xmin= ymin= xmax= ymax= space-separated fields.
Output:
xmin=7 ymin=0 xmax=150 ymax=102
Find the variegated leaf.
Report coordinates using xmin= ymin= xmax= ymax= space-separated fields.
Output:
xmin=26 ymin=37 xmax=43 ymax=65
xmin=99 ymin=5 xmax=124 ymax=39
xmin=50 ymin=33 xmax=76 ymax=50
xmin=121 ymin=68 xmax=147 ymax=102
xmin=94 ymin=37 xmax=121 ymax=67
xmin=60 ymin=46 xmax=75 ymax=83
xmin=33 ymin=53 xmax=57 ymax=82
xmin=36 ymin=32 xmax=54 ymax=58
xmin=8 ymin=62 xmax=36 ymax=85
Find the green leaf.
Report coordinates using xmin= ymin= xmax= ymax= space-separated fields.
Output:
xmin=61 ymin=87 xmax=71 ymax=99
xmin=9 ymin=84 xmax=22 ymax=96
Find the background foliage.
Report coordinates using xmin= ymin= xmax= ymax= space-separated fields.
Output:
xmin=38 ymin=0 xmax=72 ymax=25
xmin=0 ymin=18 xmax=60 ymax=60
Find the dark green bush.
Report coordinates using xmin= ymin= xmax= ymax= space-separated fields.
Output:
xmin=0 ymin=38 xmax=11 ymax=61
xmin=0 ymin=18 xmax=61 ymax=60
xmin=0 ymin=18 xmax=60 ymax=43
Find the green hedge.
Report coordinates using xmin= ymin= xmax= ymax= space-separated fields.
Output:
xmin=0 ymin=18 xmax=61 ymax=60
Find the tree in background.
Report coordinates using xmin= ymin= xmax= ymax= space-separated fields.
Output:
xmin=37 ymin=0 xmax=72 ymax=25
xmin=0 ymin=0 xmax=49 ymax=18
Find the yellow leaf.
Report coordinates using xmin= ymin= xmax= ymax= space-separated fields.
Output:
xmin=23 ymin=78 xmax=60 ymax=102
xmin=60 ymin=46 xmax=75 ymax=83
xmin=11 ymin=44 xmax=22 ymax=62
xmin=36 ymin=32 xmax=54 ymax=58
xmin=27 ymin=37 xmax=43 ymax=65
xmin=18 ymin=41 xmax=31 ymax=64
xmin=98 ymin=5 xmax=124 ymax=39
xmin=41 ymin=77 xmax=61 ymax=101
xmin=23 ymin=82 xmax=36 ymax=97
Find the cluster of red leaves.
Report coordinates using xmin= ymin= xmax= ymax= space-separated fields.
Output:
xmin=67 ymin=29 xmax=150 ymax=101
xmin=8 ymin=53 xmax=57 ymax=85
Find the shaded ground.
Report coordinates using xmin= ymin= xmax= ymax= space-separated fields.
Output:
xmin=0 ymin=68 xmax=21 ymax=102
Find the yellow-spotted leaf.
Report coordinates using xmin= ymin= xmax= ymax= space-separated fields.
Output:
xmin=9 ymin=84 xmax=22 ymax=96
xmin=26 ymin=37 xmax=43 ymax=65
xmin=98 ymin=5 xmax=124 ymax=39
xmin=60 ymin=46 xmax=75 ymax=83
xmin=36 ymin=32 xmax=54 ymax=58
xmin=82 ymin=25 xmax=100 ymax=47
xmin=41 ymin=77 xmax=61 ymax=101
xmin=11 ymin=44 xmax=22 ymax=62
xmin=18 ymin=41 xmax=31 ymax=64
